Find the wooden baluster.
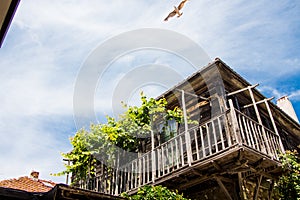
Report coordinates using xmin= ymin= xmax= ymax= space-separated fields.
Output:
xmin=274 ymin=136 xmax=280 ymax=159
xmin=212 ymin=120 xmax=218 ymax=153
xmin=141 ymin=154 xmax=148 ymax=185
xmin=161 ymin=145 xmax=165 ymax=175
xmin=267 ymin=131 xmax=276 ymax=157
xmin=170 ymin=139 xmax=174 ymax=170
xmin=194 ymin=129 xmax=200 ymax=160
xmin=206 ymin=123 xmax=212 ymax=156
xmin=245 ymin=117 xmax=255 ymax=148
xmin=139 ymin=157 xmax=142 ymax=187
xmin=135 ymin=161 xmax=138 ymax=189
xmin=175 ymin=138 xmax=180 ymax=168
xmin=130 ymin=163 xmax=133 ymax=190
xmin=218 ymin=116 xmax=225 ymax=150
xmin=125 ymin=166 xmax=128 ymax=191
xmin=236 ymin=113 xmax=245 ymax=143
xmin=151 ymin=149 xmax=156 ymax=183
xmin=157 ymin=148 xmax=161 ymax=177
xmin=168 ymin=142 xmax=171 ymax=174
xmin=144 ymin=155 xmax=147 ymax=184
xmin=242 ymin=115 xmax=251 ymax=146
xmin=119 ymin=169 xmax=123 ymax=195
xmin=180 ymin=135 xmax=184 ymax=166
xmin=253 ymin=122 xmax=265 ymax=153
xmin=200 ymin=126 xmax=205 ymax=158
xmin=257 ymin=125 xmax=269 ymax=154
xmin=146 ymin=154 xmax=149 ymax=183
xmin=163 ymin=146 xmax=166 ymax=175
xmin=249 ymin=120 xmax=259 ymax=151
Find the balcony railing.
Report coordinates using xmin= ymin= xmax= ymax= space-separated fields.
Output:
xmin=78 ymin=107 xmax=283 ymax=195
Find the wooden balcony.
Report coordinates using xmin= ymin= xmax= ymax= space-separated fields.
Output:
xmin=78 ymin=104 xmax=284 ymax=197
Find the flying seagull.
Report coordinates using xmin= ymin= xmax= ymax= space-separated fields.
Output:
xmin=164 ymin=0 xmax=189 ymax=21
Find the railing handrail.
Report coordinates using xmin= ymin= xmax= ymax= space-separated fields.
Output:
xmin=118 ymin=111 xmax=230 ymax=169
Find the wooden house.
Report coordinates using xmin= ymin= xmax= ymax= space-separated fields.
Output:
xmin=75 ymin=58 xmax=300 ymax=199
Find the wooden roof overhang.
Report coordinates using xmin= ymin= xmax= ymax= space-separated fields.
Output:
xmin=0 ymin=0 xmax=20 ymax=47
xmin=156 ymin=58 xmax=300 ymax=144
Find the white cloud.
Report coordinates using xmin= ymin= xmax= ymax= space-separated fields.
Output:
xmin=289 ymin=90 xmax=300 ymax=100
xmin=0 ymin=115 xmax=71 ymax=183
xmin=259 ymin=86 xmax=285 ymax=99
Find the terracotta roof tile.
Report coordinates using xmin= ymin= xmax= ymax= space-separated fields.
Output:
xmin=0 ymin=176 xmax=56 ymax=192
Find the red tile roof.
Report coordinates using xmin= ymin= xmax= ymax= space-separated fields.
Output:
xmin=0 ymin=176 xmax=56 ymax=192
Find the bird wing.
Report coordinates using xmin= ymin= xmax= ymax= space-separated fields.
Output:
xmin=164 ymin=10 xmax=177 ymax=21
xmin=178 ymin=0 xmax=188 ymax=10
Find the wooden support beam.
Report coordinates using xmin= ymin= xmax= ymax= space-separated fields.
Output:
xmin=178 ymin=174 xmax=189 ymax=182
xmin=175 ymin=89 xmax=209 ymax=100
xmin=178 ymin=175 xmax=209 ymax=190
xmin=211 ymin=160 xmax=222 ymax=171
xmin=226 ymin=160 xmax=250 ymax=174
xmin=254 ymin=175 xmax=263 ymax=200
xmin=235 ymin=149 xmax=244 ymax=165
xmin=215 ymin=176 xmax=233 ymax=200
xmin=253 ymin=158 xmax=265 ymax=169
xmin=242 ymin=97 xmax=274 ymax=109
xmin=226 ymin=84 xmax=259 ymax=96
xmin=218 ymin=176 xmax=236 ymax=184
xmin=191 ymin=168 xmax=202 ymax=176
xmin=227 ymin=167 xmax=251 ymax=174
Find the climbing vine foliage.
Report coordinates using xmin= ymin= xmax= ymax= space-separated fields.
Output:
xmin=275 ymin=150 xmax=300 ymax=200
xmin=55 ymin=93 xmax=193 ymax=182
xmin=121 ymin=185 xmax=190 ymax=200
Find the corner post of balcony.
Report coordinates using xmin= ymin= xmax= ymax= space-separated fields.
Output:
xmin=248 ymin=87 xmax=271 ymax=154
xmin=228 ymin=99 xmax=242 ymax=145
xmin=264 ymin=99 xmax=285 ymax=153
xmin=181 ymin=90 xmax=193 ymax=166
xmin=151 ymin=129 xmax=156 ymax=183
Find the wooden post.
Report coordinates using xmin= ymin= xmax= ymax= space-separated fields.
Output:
xmin=264 ymin=99 xmax=285 ymax=153
xmin=114 ymin=152 xmax=119 ymax=195
xmin=248 ymin=87 xmax=262 ymax=125
xmin=181 ymin=90 xmax=193 ymax=166
xmin=248 ymin=88 xmax=271 ymax=154
xmin=64 ymin=159 xmax=70 ymax=185
xmin=151 ymin=135 xmax=156 ymax=183
xmin=268 ymin=180 xmax=275 ymax=200
xmin=215 ymin=176 xmax=233 ymax=200
xmin=228 ymin=99 xmax=241 ymax=145
xmin=150 ymin=114 xmax=156 ymax=183
xmin=254 ymin=175 xmax=262 ymax=200
xmin=238 ymin=172 xmax=246 ymax=200
xmin=151 ymin=130 xmax=155 ymax=151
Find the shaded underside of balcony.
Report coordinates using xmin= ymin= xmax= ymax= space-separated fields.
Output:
xmin=127 ymin=144 xmax=282 ymax=196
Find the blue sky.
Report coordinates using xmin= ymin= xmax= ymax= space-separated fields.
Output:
xmin=0 ymin=0 xmax=299 ymax=183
